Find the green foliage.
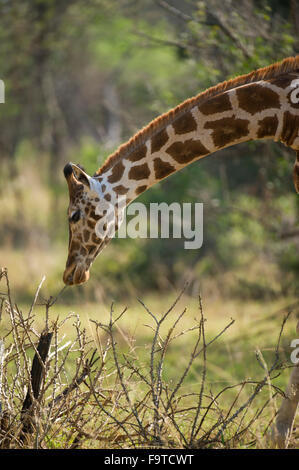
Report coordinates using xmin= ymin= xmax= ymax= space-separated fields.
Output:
xmin=0 ymin=0 xmax=298 ymax=301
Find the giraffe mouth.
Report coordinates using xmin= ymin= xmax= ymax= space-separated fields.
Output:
xmin=63 ymin=263 xmax=90 ymax=286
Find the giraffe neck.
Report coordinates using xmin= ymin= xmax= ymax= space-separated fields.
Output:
xmin=95 ymin=70 xmax=299 ymax=204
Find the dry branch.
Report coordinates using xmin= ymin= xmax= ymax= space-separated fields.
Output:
xmin=0 ymin=269 xmax=294 ymax=449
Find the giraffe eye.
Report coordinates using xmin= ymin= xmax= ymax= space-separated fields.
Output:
xmin=70 ymin=210 xmax=81 ymax=223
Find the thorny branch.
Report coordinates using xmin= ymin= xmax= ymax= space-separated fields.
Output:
xmin=0 ymin=269 xmax=294 ymax=448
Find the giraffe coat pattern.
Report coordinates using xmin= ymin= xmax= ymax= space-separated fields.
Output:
xmin=63 ymin=56 xmax=299 ymax=287
xmin=63 ymin=55 xmax=299 ymax=448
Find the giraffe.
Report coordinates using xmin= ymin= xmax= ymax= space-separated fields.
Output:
xmin=63 ymin=55 xmax=299 ymax=446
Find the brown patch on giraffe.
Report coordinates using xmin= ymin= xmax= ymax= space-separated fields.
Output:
xmin=257 ymin=115 xmax=279 ymax=139
xmin=126 ymin=144 xmax=147 ymax=162
xmin=89 ymin=209 xmax=100 ymax=221
xmin=91 ymin=233 xmax=101 ymax=244
xmin=271 ymin=74 xmax=298 ymax=89
xmin=66 ymin=254 xmax=76 ymax=268
xmin=87 ymin=245 xmax=97 ymax=255
xmin=87 ymin=219 xmax=96 ymax=229
xmin=113 ymin=184 xmax=129 ymax=195
xmin=198 ymin=92 xmax=232 ymax=115
xmin=128 ymin=163 xmax=150 ymax=180
xmin=95 ymin=56 xmax=299 ymax=177
xmin=83 ymin=229 xmax=90 ymax=243
xmin=104 ymin=193 xmax=111 ymax=201
xmin=70 ymin=241 xmax=80 ymax=252
xmin=108 ymin=161 xmax=125 ymax=183
xmin=151 ymin=128 xmax=169 ymax=153
xmin=153 ymin=157 xmax=176 ymax=179
xmin=135 ymin=185 xmax=148 ymax=195
xmin=236 ymin=83 xmax=280 ymax=115
xmin=101 ymin=184 xmax=106 ymax=193
xmin=172 ymin=111 xmax=197 ymax=134
xmin=166 ymin=139 xmax=209 ymax=164
xmin=205 ymin=116 xmax=250 ymax=148
xmin=280 ymin=111 xmax=299 ymax=147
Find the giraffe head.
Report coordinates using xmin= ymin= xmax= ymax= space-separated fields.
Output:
xmin=63 ymin=162 xmax=121 ymax=285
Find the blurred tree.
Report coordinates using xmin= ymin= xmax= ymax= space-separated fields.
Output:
xmin=0 ymin=0 xmax=298 ymax=300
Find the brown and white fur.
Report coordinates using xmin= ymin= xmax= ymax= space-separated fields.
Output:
xmin=63 ymin=56 xmax=299 ymax=446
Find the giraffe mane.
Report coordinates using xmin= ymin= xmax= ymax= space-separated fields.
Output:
xmin=95 ymin=55 xmax=299 ymax=176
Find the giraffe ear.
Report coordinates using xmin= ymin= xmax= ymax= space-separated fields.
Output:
xmin=71 ymin=163 xmax=91 ymax=188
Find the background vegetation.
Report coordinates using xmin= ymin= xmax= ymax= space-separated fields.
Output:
xmin=1 ymin=270 xmax=298 ymax=449
xmin=0 ymin=0 xmax=299 ymax=450
xmin=0 ymin=0 xmax=298 ymax=304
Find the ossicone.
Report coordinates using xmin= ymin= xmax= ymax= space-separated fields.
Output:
xmin=63 ymin=162 xmax=91 ymax=188
xmin=63 ymin=162 xmax=74 ymax=179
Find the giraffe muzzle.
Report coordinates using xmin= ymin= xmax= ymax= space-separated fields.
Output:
xmin=63 ymin=264 xmax=90 ymax=286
